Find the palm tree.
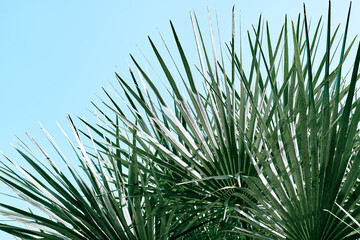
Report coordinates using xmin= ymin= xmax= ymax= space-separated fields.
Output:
xmin=1 ymin=2 xmax=360 ymax=240
xmin=84 ymin=3 xmax=360 ymax=240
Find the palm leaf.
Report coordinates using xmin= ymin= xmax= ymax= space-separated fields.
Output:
xmin=231 ymin=3 xmax=360 ymax=239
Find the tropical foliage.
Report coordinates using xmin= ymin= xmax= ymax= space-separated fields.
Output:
xmin=228 ymin=3 xmax=360 ymax=240
xmin=1 ymin=2 xmax=360 ymax=240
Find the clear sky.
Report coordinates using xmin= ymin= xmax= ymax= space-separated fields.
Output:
xmin=0 ymin=0 xmax=357 ymax=238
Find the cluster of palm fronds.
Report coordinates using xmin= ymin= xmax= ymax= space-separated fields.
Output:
xmin=1 ymin=2 xmax=360 ymax=240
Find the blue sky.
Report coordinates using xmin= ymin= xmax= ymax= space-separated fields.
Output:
xmin=0 ymin=0 xmax=357 ymax=238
